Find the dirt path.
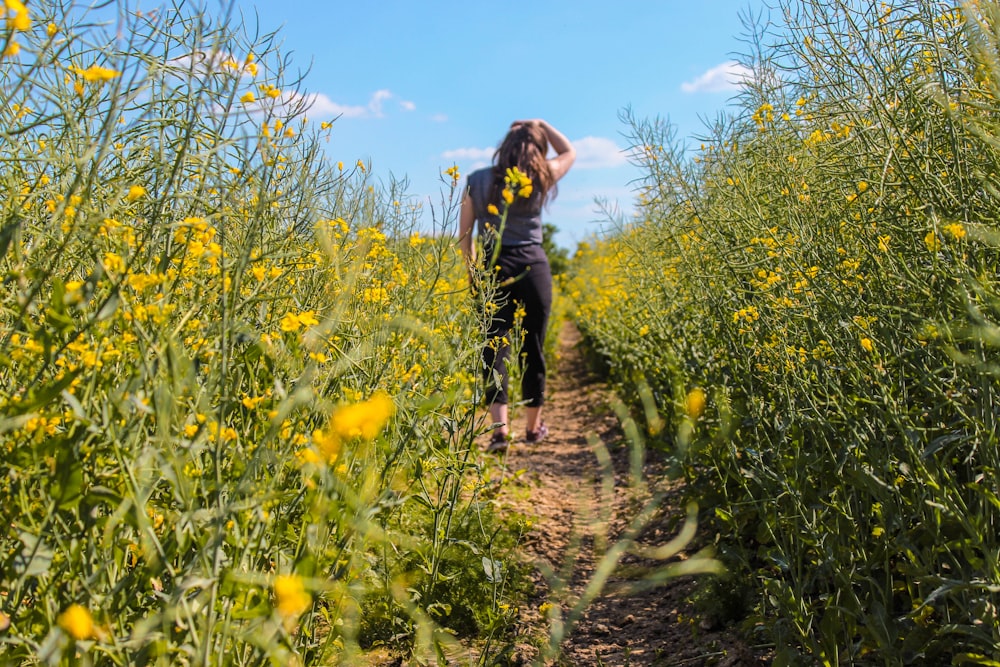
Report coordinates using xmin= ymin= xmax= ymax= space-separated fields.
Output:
xmin=494 ymin=322 xmax=770 ymax=666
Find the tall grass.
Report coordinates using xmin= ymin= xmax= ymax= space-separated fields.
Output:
xmin=570 ymin=0 xmax=1000 ymax=663
xmin=0 ymin=2 xmax=526 ymax=664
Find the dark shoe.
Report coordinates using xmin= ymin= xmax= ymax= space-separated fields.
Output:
xmin=525 ymin=423 xmax=548 ymax=444
xmin=486 ymin=431 xmax=510 ymax=453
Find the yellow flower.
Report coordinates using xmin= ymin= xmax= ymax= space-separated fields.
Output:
xmin=241 ymin=395 xmax=265 ymax=409
xmin=297 ymin=310 xmax=319 ymax=327
xmin=273 ymin=574 xmax=311 ymax=619
xmin=70 ymin=64 xmax=122 ymax=82
xmin=58 ymin=604 xmax=95 ymax=640
xmin=296 ymin=447 xmax=322 ymax=466
xmin=5 ymin=0 xmax=29 ymax=30
xmin=279 ymin=312 xmax=301 ymax=332
xmin=279 ymin=310 xmax=318 ymax=332
xmin=312 ymin=427 xmax=340 ymax=462
xmin=504 ymin=166 xmax=531 ymax=188
xmin=103 ymin=252 xmax=125 ymax=273
xmin=329 ymin=392 xmax=395 ymax=443
xmin=685 ymin=388 xmax=706 ymax=420
xmin=47 ymin=22 xmax=58 ymax=36
xmin=486 ymin=203 xmax=499 ymax=216
xmin=860 ymin=337 xmax=874 ymax=352
xmin=943 ymin=222 xmax=966 ymax=240
xmin=501 ymin=188 xmax=514 ymax=205
xmin=8 ymin=10 xmax=29 ymax=31
xmin=924 ymin=231 xmax=941 ymax=252
xmin=3 ymin=40 xmax=20 ymax=57
xmin=240 ymin=91 xmax=255 ymax=103
xmin=126 ymin=184 xmax=147 ymax=201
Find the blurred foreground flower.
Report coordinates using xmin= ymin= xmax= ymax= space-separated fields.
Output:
xmin=685 ymin=388 xmax=706 ymax=420
xmin=330 ymin=391 xmax=394 ymax=442
xmin=273 ymin=574 xmax=311 ymax=621
xmin=5 ymin=0 xmax=30 ymax=31
xmin=311 ymin=392 xmax=395 ymax=463
xmin=57 ymin=604 xmax=95 ymax=640
xmin=279 ymin=309 xmax=319 ymax=332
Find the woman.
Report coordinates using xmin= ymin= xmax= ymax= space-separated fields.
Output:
xmin=458 ymin=119 xmax=576 ymax=452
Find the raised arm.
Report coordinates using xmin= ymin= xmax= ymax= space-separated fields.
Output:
xmin=541 ymin=120 xmax=575 ymax=181
xmin=514 ymin=119 xmax=576 ymax=182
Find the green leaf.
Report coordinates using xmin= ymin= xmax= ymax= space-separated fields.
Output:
xmin=14 ymin=532 xmax=54 ymax=578
xmin=96 ymin=289 xmax=120 ymax=321
xmin=481 ymin=557 xmax=502 ymax=583
xmin=0 ymin=219 xmax=19 ymax=261
xmin=954 ymin=654 xmax=1000 ymax=667
xmin=53 ymin=449 xmax=84 ymax=510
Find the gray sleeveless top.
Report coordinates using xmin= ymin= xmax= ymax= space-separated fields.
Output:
xmin=466 ymin=167 xmax=543 ymax=246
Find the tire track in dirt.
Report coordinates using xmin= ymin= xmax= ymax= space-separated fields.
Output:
xmin=494 ymin=321 xmax=770 ymax=666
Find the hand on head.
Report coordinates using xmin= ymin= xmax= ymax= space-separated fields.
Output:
xmin=511 ymin=119 xmax=540 ymax=131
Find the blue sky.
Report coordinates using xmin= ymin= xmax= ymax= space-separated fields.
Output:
xmin=235 ymin=1 xmax=767 ymax=249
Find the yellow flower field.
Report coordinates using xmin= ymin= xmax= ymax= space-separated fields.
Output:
xmin=7 ymin=0 xmax=1000 ymax=664
xmin=0 ymin=3 xmax=522 ymax=664
xmin=568 ymin=0 xmax=1000 ymax=663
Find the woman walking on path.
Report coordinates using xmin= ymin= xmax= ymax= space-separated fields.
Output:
xmin=458 ymin=119 xmax=576 ymax=452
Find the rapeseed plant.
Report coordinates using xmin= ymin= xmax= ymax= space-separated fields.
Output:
xmin=568 ymin=0 xmax=1000 ymax=662
xmin=0 ymin=2 xmax=525 ymax=664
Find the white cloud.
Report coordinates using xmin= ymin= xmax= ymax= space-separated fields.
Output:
xmin=165 ymin=50 xmax=244 ymax=77
xmin=681 ymin=61 xmax=752 ymax=93
xmin=441 ymin=146 xmax=495 ymax=162
xmin=430 ymin=113 xmax=448 ymax=123
xmin=572 ymin=136 xmax=627 ymax=169
xmin=254 ymin=89 xmax=405 ymax=119
xmin=295 ymin=91 xmax=368 ymax=118
xmin=368 ymin=89 xmax=392 ymax=116
xmin=161 ymin=53 xmax=409 ymax=121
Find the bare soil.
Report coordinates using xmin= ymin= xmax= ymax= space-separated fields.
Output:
xmin=491 ymin=322 xmax=772 ymax=667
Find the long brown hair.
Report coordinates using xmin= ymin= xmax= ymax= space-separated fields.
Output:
xmin=490 ymin=123 xmax=556 ymax=212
